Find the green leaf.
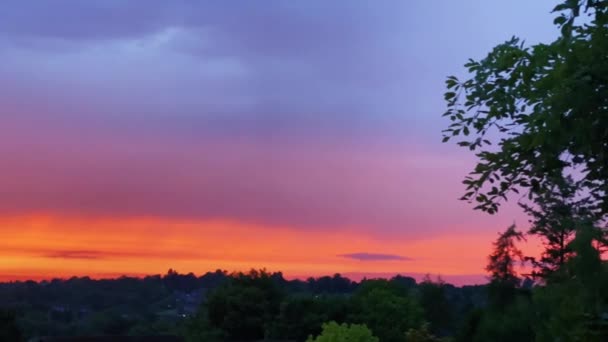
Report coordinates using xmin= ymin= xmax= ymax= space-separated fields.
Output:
xmin=446 ymin=79 xmax=458 ymax=89
xmin=438 ymin=2 xmax=608 ymax=216
xmin=554 ymin=15 xmax=568 ymax=26
xmin=552 ymin=3 xmax=570 ymax=12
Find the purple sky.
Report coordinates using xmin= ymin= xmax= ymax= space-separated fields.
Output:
xmin=0 ymin=1 xmax=558 ymax=240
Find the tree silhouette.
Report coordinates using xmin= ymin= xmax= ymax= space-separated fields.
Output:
xmin=202 ymin=269 xmax=285 ymax=341
xmin=418 ymin=275 xmax=453 ymax=336
xmin=521 ymin=176 xmax=604 ymax=282
xmin=533 ymin=222 xmax=608 ymax=341
xmin=442 ymin=0 xmax=608 ymax=216
xmin=349 ymin=283 xmax=424 ymax=342
xmin=0 ymin=310 xmax=22 ymax=342
xmin=486 ymin=225 xmax=525 ymax=307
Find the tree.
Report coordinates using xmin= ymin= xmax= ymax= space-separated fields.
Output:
xmin=418 ymin=275 xmax=453 ymax=336
xmin=306 ymin=321 xmax=379 ymax=342
xmin=201 ymin=269 xmax=284 ymax=341
xmin=485 ymin=225 xmax=526 ymax=309
xmin=356 ymin=278 xmax=410 ymax=298
xmin=390 ymin=275 xmax=417 ymax=290
xmin=405 ymin=323 xmax=449 ymax=342
xmin=456 ymin=226 xmax=533 ymax=342
xmin=442 ymin=0 xmax=608 ymax=215
xmin=521 ymin=176 xmax=603 ymax=281
xmin=163 ymin=269 xmax=199 ymax=293
xmin=532 ymin=222 xmax=608 ymax=341
xmin=349 ymin=281 xmax=424 ymax=342
xmin=267 ymin=294 xmax=351 ymax=342
xmin=306 ymin=274 xmax=356 ymax=294
xmin=454 ymin=309 xmax=483 ymax=342
xmin=89 ymin=311 xmax=135 ymax=335
xmin=0 ymin=310 xmax=22 ymax=342
xmin=470 ymin=296 xmax=535 ymax=342
xmin=486 ymin=225 xmax=525 ymax=287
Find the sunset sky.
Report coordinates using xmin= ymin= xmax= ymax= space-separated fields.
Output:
xmin=1 ymin=1 xmax=557 ymax=285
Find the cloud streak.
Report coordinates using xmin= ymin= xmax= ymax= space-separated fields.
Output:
xmin=44 ymin=250 xmax=107 ymax=260
xmin=338 ymin=252 xmax=412 ymax=261
xmin=0 ymin=214 xmax=511 ymax=284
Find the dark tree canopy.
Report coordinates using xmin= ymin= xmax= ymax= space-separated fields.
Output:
xmin=0 ymin=310 xmax=22 ymax=342
xmin=349 ymin=282 xmax=424 ymax=342
xmin=485 ymin=225 xmax=526 ymax=309
xmin=418 ymin=276 xmax=453 ymax=336
xmin=486 ymin=225 xmax=525 ymax=286
xmin=520 ymin=176 xmax=606 ymax=281
xmin=442 ymin=0 xmax=608 ymax=215
xmin=204 ymin=269 xmax=285 ymax=341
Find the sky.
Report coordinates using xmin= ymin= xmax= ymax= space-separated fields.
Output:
xmin=0 ymin=0 xmax=559 ymax=285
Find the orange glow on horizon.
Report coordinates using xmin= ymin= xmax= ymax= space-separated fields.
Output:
xmin=0 ymin=214 xmax=537 ymax=285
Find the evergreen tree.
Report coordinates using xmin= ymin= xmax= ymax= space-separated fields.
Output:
xmin=521 ymin=176 xmax=603 ymax=282
xmin=533 ymin=222 xmax=608 ymax=341
xmin=486 ymin=225 xmax=525 ymax=286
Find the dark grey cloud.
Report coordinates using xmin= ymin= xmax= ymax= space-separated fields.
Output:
xmin=338 ymin=252 xmax=412 ymax=261
xmin=0 ymin=1 xmax=558 ymax=143
xmin=0 ymin=0 xmax=417 ymax=142
xmin=0 ymin=0 xmax=179 ymax=41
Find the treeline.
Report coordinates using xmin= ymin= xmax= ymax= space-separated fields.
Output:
xmin=186 ymin=270 xmax=486 ymax=341
xmin=0 ymin=270 xmax=488 ymax=340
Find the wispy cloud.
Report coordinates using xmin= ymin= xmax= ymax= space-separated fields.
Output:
xmin=45 ymin=250 xmax=107 ymax=260
xmin=338 ymin=252 xmax=412 ymax=261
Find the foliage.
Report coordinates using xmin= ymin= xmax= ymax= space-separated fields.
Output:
xmin=349 ymin=281 xmax=424 ymax=342
xmin=203 ymin=269 xmax=284 ymax=341
xmin=306 ymin=274 xmax=357 ymax=294
xmin=356 ymin=278 xmax=410 ymax=297
xmin=306 ymin=321 xmax=379 ymax=342
xmin=0 ymin=271 xmax=490 ymax=341
xmin=471 ymin=296 xmax=534 ymax=342
xmin=267 ymin=294 xmax=351 ymax=342
xmin=485 ymin=225 xmax=525 ymax=307
xmin=184 ymin=312 xmax=223 ymax=342
xmin=520 ymin=176 xmax=592 ymax=281
xmin=128 ymin=319 xmax=182 ymax=335
xmin=532 ymin=223 xmax=608 ymax=341
xmin=453 ymin=309 xmax=483 ymax=342
xmin=437 ymin=0 xmax=608 ymax=340
xmin=418 ymin=276 xmax=453 ymax=336
xmin=469 ymin=227 xmax=532 ymax=342
xmin=0 ymin=309 xmax=23 ymax=342
xmin=405 ymin=323 xmax=450 ymax=342
xmin=0 ymin=270 xmax=226 ymax=339
xmin=442 ymin=0 xmax=608 ymax=215
xmin=88 ymin=311 xmax=134 ymax=335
